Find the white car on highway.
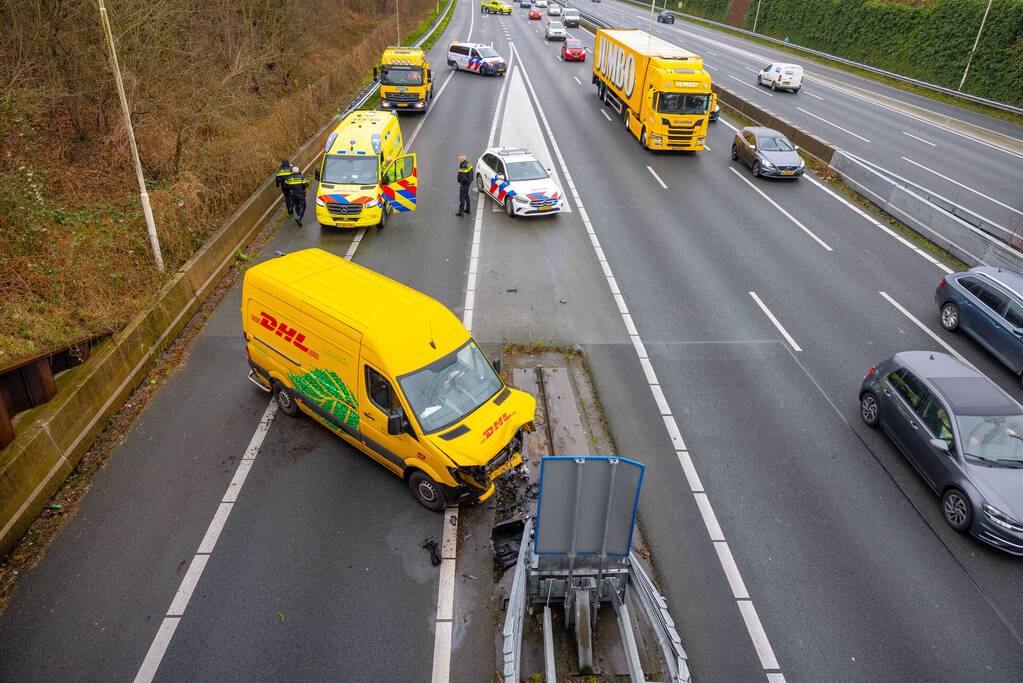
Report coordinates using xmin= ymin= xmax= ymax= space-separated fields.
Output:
xmin=476 ymin=146 xmax=564 ymax=217
xmin=548 ymin=2 xmax=562 ymax=15
xmin=757 ymin=63 xmax=803 ymax=92
xmin=534 ymin=0 xmax=548 ymax=6
xmin=545 ymin=20 xmax=566 ymax=40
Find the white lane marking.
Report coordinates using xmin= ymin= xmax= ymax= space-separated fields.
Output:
xmin=729 ymin=74 xmax=771 ymax=95
xmin=704 ymin=49 xmax=718 ymax=56
xmin=879 ymin=291 xmax=969 ymax=365
xmin=705 ymin=64 xmax=718 ymax=71
xmin=795 ymin=106 xmax=870 ymax=142
xmin=749 ymin=292 xmax=802 ymax=352
xmin=511 ymin=39 xmax=786 ymax=682
xmin=704 ymin=144 xmax=711 ymax=151
xmin=646 ymin=165 xmax=668 ymax=189
xmin=743 ymin=66 xmax=758 ymax=73
xmin=573 ymin=75 xmax=582 ymax=85
xmin=901 ymin=156 xmax=1022 ymax=217
xmin=134 ymin=401 xmax=277 ymax=683
xmin=714 ymin=540 xmax=750 ymax=600
xmin=728 ymin=168 xmax=833 ymax=251
xmin=900 ymin=131 xmax=937 ymax=147
xmin=803 ymin=91 xmax=824 ymax=101
xmin=600 ymin=109 xmax=612 ymax=122
xmin=431 ymin=507 xmax=459 ymax=683
xmin=738 ymin=600 xmax=782 ymax=671
xmin=804 ymin=176 xmax=952 ymax=274
xmin=719 ymin=117 xmax=740 ymax=133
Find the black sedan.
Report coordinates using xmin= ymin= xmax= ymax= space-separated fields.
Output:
xmin=657 ymin=10 xmax=674 ymax=23
xmin=730 ymin=126 xmax=804 ymax=178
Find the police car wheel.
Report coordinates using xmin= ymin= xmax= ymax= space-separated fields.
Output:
xmin=476 ymin=173 xmax=485 ymax=193
xmin=506 ymin=198 xmax=515 ymax=217
xmin=273 ymin=381 xmax=300 ymax=417
xmin=449 ymin=59 xmax=458 ymax=70
xmin=409 ymin=471 xmax=446 ymax=512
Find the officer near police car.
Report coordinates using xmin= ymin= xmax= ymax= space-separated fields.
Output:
xmin=456 ymin=153 xmax=473 ymax=217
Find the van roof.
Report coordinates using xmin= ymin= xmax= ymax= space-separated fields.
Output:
xmin=381 ymin=47 xmax=427 ymax=66
xmin=325 ymin=110 xmax=399 ymax=156
xmin=248 ymin=249 xmax=469 ymax=376
xmin=600 ymin=29 xmax=702 ymax=64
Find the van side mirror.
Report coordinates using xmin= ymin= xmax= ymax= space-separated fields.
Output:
xmin=387 ymin=413 xmax=403 ymax=436
xmin=929 ymin=438 xmax=949 ymax=453
xmin=793 ymin=144 xmax=800 ymax=151
xmin=314 ymin=169 xmax=321 ymax=181
xmin=426 ymin=69 xmax=432 ymax=80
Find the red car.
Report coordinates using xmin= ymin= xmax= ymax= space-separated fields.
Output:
xmin=561 ymin=38 xmax=585 ymax=61
xmin=528 ymin=8 xmax=541 ymax=19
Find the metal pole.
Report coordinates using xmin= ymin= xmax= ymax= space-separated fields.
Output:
xmin=596 ymin=458 xmax=618 ymax=588
xmin=959 ymin=0 xmax=993 ymax=91
xmin=396 ymin=0 xmax=401 ymax=45
xmin=752 ymin=0 xmax=763 ymax=34
xmin=98 ymin=0 xmax=164 ymax=272
xmin=648 ymin=0 xmax=656 ymax=33
xmin=566 ymin=458 xmax=586 ymax=584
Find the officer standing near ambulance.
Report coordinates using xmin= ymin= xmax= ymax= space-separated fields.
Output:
xmin=456 ymin=153 xmax=473 ymax=217
xmin=275 ymin=159 xmax=294 ymax=216
xmin=284 ymin=165 xmax=310 ymax=226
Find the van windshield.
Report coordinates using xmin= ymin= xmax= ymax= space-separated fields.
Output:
xmin=399 ymin=340 xmax=503 ymax=434
xmin=477 ymin=47 xmax=499 ymax=58
xmin=381 ymin=66 xmax=423 ymax=86
xmin=321 ymin=155 xmax=378 ymax=185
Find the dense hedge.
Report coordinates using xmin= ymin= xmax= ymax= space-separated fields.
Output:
xmin=739 ymin=0 xmax=1023 ymax=106
xmin=677 ymin=0 xmax=733 ymax=22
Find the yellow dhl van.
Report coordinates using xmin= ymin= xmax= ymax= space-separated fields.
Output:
xmin=313 ymin=110 xmax=417 ymax=230
xmin=593 ymin=29 xmax=714 ymax=151
xmin=481 ymin=0 xmax=512 ymax=14
xmin=375 ymin=47 xmax=433 ymax=112
xmin=242 ymin=248 xmax=536 ymax=511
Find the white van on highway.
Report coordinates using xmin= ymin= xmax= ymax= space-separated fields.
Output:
xmin=757 ymin=63 xmax=803 ymax=93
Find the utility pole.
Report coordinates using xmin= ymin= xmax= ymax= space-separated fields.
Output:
xmin=959 ymin=0 xmax=993 ymax=91
xmin=396 ymin=0 xmax=401 ymax=45
xmin=98 ymin=0 xmax=164 ymax=272
xmin=752 ymin=0 xmax=763 ymax=33
xmin=648 ymin=0 xmax=656 ymax=33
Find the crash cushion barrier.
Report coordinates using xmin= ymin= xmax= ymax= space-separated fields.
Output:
xmin=0 ymin=107 xmax=344 ymax=558
xmin=831 ymin=151 xmax=1023 ymax=271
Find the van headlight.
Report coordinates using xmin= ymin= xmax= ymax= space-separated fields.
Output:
xmin=315 ymin=197 xmax=325 ymax=206
xmin=367 ymin=199 xmax=380 ymax=208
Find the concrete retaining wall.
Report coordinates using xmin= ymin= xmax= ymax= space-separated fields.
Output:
xmin=0 ymin=103 xmax=342 ymax=558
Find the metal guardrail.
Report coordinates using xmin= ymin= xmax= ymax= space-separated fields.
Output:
xmin=338 ymin=0 xmax=456 ymax=119
xmin=583 ymin=0 xmax=1023 ymax=116
xmin=501 ymin=517 xmax=532 ymax=683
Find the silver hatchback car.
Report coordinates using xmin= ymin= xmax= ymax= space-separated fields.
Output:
xmin=860 ymin=351 xmax=1023 ymax=555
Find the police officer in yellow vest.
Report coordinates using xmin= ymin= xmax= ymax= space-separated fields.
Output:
xmin=456 ymin=154 xmax=473 ymax=217
xmin=284 ymin=166 xmax=310 ymax=226
xmin=275 ymin=159 xmax=294 ymax=216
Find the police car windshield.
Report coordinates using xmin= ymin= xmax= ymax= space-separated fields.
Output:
xmin=506 ymin=160 xmax=547 ymax=181
xmin=321 ymin=155 xmax=378 ymax=185
xmin=476 ymin=46 xmax=499 ymax=58
xmin=380 ymin=66 xmax=423 ymax=86
xmin=399 ymin=341 xmax=503 ymax=434
xmin=657 ymin=93 xmax=710 ymax=115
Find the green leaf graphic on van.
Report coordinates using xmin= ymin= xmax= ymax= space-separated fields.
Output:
xmin=287 ymin=368 xmax=359 ymax=429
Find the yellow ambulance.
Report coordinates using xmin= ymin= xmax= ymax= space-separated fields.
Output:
xmin=313 ymin=110 xmax=417 ymax=229
xmin=242 ymin=249 xmax=536 ymax=511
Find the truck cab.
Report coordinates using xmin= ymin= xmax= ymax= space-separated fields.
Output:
xmin=376 ymin=47 xmax=433 ymax=113
xmin=314 ymin=111 xmax=418 ymax=229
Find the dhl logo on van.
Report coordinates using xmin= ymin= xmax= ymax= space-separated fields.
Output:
xmin=253 ymin=311 xmax=320 ymax=360
xmin=380 ymin=166 xmax=418 ymax=212
xmin=482 ymin=412 xmax=513 ymax=443
xmin=596 ymin=36 xmax=636 ymax=99
xmin=318 ymin=193 xmax=375 ymax=205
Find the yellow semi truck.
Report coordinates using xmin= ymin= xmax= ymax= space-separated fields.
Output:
xmin=376 ymin=47 xmax=433 ymax=113
xmin=592 ymin=29 xmax=715 ymax=151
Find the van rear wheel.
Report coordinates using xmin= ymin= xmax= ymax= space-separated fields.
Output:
xmin=408 ymin=471 xmax=446 ymax=512
xmin=273 ymin=381 xmax=300 ymax=417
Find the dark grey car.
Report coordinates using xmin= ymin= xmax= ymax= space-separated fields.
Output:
xmin=936 ymin=267 xmax=1023 ymax=382
xmin=860 ymin=351 xmax=1023 ymax=555
xmin=730 ymin=126 xmax=804 ymax=179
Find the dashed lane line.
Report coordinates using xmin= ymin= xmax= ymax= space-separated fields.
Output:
xmin=795 ymin=107 xmax=870 ymax=143
xmin=511 ymin=39 xmax=787 ymax=683
xmin=749 ymin=292 xmax=802 ymax=352
xmin=728 ymin=167 xmax=833 ymax=251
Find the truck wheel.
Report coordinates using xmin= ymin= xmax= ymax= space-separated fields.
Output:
xmin=624 ymin=109 xmax=630 ymax=131
xmin=408 ymin=471 xmax=447 ymax=512
xmin=273 ymin=381 xmax=300 ymax=417
xmin=640 ymin=128 xmax=649 ymax=150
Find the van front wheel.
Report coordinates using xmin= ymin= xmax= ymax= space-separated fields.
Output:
xmin=408 ymin=471 xmax=447 ymax=512
xmin=273 ymin=381 xmax=300 ymax=417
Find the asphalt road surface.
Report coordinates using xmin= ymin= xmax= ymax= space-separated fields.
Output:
xmin=2 ymin=0 xmax=1023 ymax=681
xmin=566 ymin=0 xmax=1023 ymax=232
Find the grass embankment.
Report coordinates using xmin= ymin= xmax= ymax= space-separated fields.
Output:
xmin=0 ymin=0 xmax=439 ymax=364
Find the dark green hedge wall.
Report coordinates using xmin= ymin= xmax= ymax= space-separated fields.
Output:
xmin=738 ymin=0 xmax=1023 ymax=105
xmin=678 ymin=0 xmax=733 ymax=22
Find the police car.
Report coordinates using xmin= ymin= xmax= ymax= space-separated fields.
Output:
xmin=475 ymin=147 xmax=564 ymax=218
xmin=447 ymin=42 xmax=508 ymax=76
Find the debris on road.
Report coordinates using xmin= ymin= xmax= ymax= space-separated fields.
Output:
xmin=422 ymin=537 xmax=441 ymax=566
